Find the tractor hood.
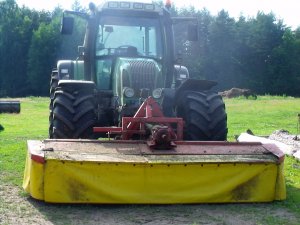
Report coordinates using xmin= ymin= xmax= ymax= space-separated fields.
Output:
xmin=113 ymin=57 xmax=163 ymax=105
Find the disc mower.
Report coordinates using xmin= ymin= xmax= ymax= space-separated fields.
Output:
xmin=23 ymin=0 xmax=286 ymax=203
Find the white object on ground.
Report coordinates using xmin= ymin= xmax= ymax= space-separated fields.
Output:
xmin=293 ymin=151 xmax=300 ymax=160
xmin=237 ymin=133 xmax=295 ymax=156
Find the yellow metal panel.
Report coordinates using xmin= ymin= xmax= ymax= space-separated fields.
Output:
xmin=42 ymin=160 xmax=284 ymax=203
xmin=23 ymin=140 xmax=286 ymax=203
xmin=22 ymin=152 xmax=44 ymax=200
xmin=275 ymin=162 xmax=286 ymax=200
xmin=22 ymin=151 xmax=31 ymax=193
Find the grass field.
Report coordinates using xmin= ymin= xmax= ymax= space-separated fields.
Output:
xmin=0 ymin=96 xmax=300 ymax=225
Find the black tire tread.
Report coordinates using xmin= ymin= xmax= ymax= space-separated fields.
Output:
xmin=53 ymin=94 xmax=75 ymax=114
xmin=177 ymin=90 xmax=227 ymax=141
xmin=51 ymin=81 xmax=96 ymax=139
xmin=49 ymin=69 xmax=58 ymax=138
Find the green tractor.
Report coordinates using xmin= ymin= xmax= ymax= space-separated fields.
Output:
xmin=49 ymin=0 xmax=227 ymax=141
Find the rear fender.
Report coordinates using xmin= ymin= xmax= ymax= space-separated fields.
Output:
xmin=57 ymin=60 xmax=84 ymax=80
xmin=175 ymin=79 xmax=217 ymax=100
xmin=162 ymin=79 xmax=217 ymax=114
xmin=57 ymin=80 xmax=96 ymax=93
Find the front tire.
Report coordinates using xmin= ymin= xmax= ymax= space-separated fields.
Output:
xmin=49 ymin=69 xmax=58 ymax=138
xmin=50 ymin=81 xmax=96 ymax=139
xmin=176 ymin=90 xmax=227 ymax=141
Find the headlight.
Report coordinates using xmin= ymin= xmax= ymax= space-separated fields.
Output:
xmin=108 ymin=2 xmax=118 ymax=8
xmin=120 ymin=2 xmax=130 ymax=8
xmin=123 ymin=87 xmax=135 ymax=98
xmin=144 ymin=4 xmax=155 ymax=10
xmin=133 ymin=3 xmax=143 ymax=9
xmin=152 ymin=88 xmax=162 ymax=99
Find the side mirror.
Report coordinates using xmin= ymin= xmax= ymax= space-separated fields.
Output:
xmin=61 ymin=17 xmax=74 ymax=35
xmin=105 ymin=26 xmax=114 ymax=33
xmin=187 ymin=24 xmax=198 ymax=41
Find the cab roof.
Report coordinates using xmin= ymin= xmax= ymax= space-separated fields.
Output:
xmin=97 ymin=0 xmax=164 ymax=15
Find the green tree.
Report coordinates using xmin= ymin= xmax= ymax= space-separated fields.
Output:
xmin=204 ymin=10 xmax=237 ymax=89
xmin=269 ymin=29 xmax=300 ymax=95
xmin=0 ymin=0 xmax=30 ymax=96
xmin=27 ymin=8 xmax=62 ymax=96
xmin=72 ymin=0 xmax=87 ymax=12
xmin=243 ymin=12 xmax=285 ymax=93
xmin=0 ymin=0 xmax=51 ymax=96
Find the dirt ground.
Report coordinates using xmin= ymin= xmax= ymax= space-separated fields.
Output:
xmin=0 ymin=177 xmax=298 ymax=225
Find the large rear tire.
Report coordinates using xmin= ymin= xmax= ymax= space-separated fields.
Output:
xmin=176 ymin=90 xmax=227 ymax=141
xmin=50 ymin=81 xmax=96 ymax=139
xmin=49 ymin=70 xmax=59 ymax=138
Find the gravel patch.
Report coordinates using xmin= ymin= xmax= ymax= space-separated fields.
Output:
xmin=269 ymin=130 xmax=300 ymax=160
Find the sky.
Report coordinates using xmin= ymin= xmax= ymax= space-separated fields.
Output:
xmin=15 ymin=0 xmax=300 ymax=29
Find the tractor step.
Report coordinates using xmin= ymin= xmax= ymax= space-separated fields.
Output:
xmin=23 ymin=139 xmax=286 ymax=203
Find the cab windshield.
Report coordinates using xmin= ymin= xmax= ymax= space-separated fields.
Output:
xmin=96 ymin=16 xmax=163 ymax=59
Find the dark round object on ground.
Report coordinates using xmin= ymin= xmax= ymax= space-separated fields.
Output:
xmin=0 ymin=101 xmax=20 ymax=113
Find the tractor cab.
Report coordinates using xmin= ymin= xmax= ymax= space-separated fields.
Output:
xmin=94 ymin=12 xmax=165 ymax=111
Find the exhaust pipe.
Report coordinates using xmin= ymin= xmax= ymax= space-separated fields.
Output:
xmin=0 ymin=101 xmax=21 ymax=113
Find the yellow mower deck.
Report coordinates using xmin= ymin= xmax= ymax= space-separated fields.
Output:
xmin=23 ymin=139 xmax=286 ymax=203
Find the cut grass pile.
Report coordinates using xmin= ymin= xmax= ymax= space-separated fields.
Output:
xmin=0 ymin=96 xmax=299 ymax=224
